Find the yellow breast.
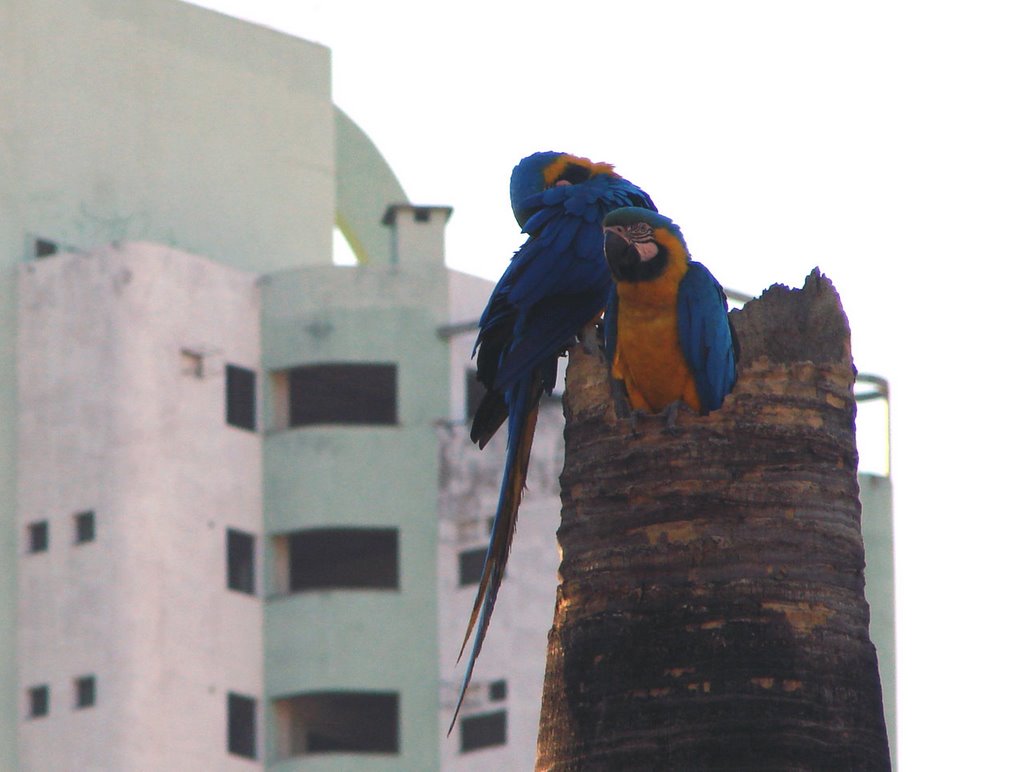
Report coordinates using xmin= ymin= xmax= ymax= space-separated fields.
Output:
xmin=612 ymin=254 xmax=701 ymax=413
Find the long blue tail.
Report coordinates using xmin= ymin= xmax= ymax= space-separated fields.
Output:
xmin=449 ymin=373 xmax=542 ymax=735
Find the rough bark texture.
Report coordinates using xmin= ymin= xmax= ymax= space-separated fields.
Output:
xmin=536 ymin=270 xmax=890 ymax=771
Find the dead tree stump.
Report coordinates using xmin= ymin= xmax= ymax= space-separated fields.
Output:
xmin=535 ymin=270 xmax=890 ymax=771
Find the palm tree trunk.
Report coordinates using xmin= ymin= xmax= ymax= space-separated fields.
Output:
xmin=536 ymin=270 xmax=890 ymax=771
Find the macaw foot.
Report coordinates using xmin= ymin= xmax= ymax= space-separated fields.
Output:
xmin=594 ymin=318 xmax=607 ymax=352
xmin=660 ymin=400 xmax=695 ymax=435
xmin=626 ymin=408 xmax=645 ymax=437
xmin=611 ymin=380 xmax=633 ymax=420
xmin=578 ymin=324 xmax=602 ymax=357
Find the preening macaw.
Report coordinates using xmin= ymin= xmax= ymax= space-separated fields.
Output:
xmin=451 ymin=153 xmax=655 ymax=732
xmin=603 ymin=206 xmax=737 ymax=417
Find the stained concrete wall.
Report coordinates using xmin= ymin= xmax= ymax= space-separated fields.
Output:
xmin=0 ymin=1 xmax=337 ymax=762
xmin=437 ymin=398 xmax=564 ymax=770
xmin=17 ymin=243 xmax=263 ymax=771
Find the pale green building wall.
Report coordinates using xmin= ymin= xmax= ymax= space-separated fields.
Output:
xmin=333 ymin=107 xmax=409 ymax=264
xmin=0 ymin=0 xmax=335 ymax=272
xmin=860 ymin=472 xmax=897 ymax=769
xmin=261 ymin=230 xmax=450 ymax=767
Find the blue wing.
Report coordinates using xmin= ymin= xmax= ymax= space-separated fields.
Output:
xmin=677 ymin=261 xmax=737 ymax=413
xmin=471 ymin=174 xmax=652 ymax=446
xmin=454 ymin=167 xmax=655 ymax=734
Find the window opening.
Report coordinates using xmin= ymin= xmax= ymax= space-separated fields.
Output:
xmin=74 ymin=511 xmax=95 ymax=544
xmin=460 ymin=710 xmax=507 ymax=752
xmin=228 ymin=692 xmax=257 ymax=759
xmin=458 ymin=547 xmax=488 ymax=588
xmin=227 ymin=529 xmax=256 ymax=595
xmin=289 ymin=528 xmax=398 ymax=591
xmin=226 ymin=364 xmax=257 ymax=431
xmin=28 ymin=521 xmax=48 ymax=553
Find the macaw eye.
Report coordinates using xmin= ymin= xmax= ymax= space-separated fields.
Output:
xmin=555 ymin=163 xmax=591 ymax=186
xmin=626 ymin=223 xmax=654 ymax=241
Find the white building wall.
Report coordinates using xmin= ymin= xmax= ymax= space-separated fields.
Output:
xmin=446 ymin=271 xmax=495 ymax=423
xmin=438 ymin=398 xmax=564 ymax=771
xmin=17 ymin=243 xmax=263 ymax=771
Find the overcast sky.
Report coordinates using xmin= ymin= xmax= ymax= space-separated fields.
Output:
xmin=193 ymin=2 xmax=1024 ymax=768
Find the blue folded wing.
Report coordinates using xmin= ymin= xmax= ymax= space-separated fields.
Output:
xmin=677 ymin=262 xmax=737 ymax=413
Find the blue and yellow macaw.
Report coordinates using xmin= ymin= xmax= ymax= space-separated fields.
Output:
xmin=452 ymin=153 xmax=655 ymax=732
xmin=603 ymin=207 xmax=736 ymax=418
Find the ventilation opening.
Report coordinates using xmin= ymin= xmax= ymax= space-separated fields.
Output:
xmin=274 ymin=363 xmax=398 ymax=428
xmin=34 ymin=238 xmax=59 ymax=258
xmin=74 ymin=511 xmax=95 ymax=544
xmin=27 ymin=521 xmax=48 ymax=554
xmin=274 ymin=528 xmax=399 ymax=593
xmin=458 ymin=547 xmax=488 ymax=587
xmin=27 ymin=685 xmax=48 ymax=718
xmin=275 ymin=692 xmax=398 ymax=757
xmin=74 ymin=675 xmax=96 ymax=709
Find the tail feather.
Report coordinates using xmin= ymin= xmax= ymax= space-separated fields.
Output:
xmin=449 ymin=374 xmax=542 ymax=735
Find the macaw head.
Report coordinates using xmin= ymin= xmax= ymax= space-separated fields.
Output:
xmin=603 ymin=207 xmax=689 ymax=283
xmin=510 ymin=151 xmax=617 ymax=229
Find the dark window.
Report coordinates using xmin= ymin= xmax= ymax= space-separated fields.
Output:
xmin=227 ymin=529 xmax=255 ymax=595
xmin=226 ymin=364 xmax=257 ymax=431
xmin=488 ymin=680 xmax=507 ymax=702
xmin=282 ymin=692 xmax=398 ymax=755
xmin=74 ymin=675 xmax=96 ymax=709
xmin=28 ymin=686 xmax=48 ymax=718
xmin=228 ymin=692 xmax=257 ymax=759
xmin=458 ymin=547 xmax=488 ymax=587
xmin=74 ymin=511 xmax=95 ymax=544
xmin=28 ymin=521 xmax=48 ymax=553
xmin=460 ymin=710 xmax=507 ymax=752
xmin=35 ymin=238 xmax=58 ymax=258
xmin=465 ymin=369 xmax=487 ymax=422
xmin=414 ymin=207 xmax=431 ymax=222
xmin=289 ymin=528 xmax=398 ymax=591
xmin=288 ymin=364 xmax=397 ymax=427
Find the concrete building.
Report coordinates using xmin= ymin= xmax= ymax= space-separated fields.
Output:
xmin=1 ymin=0 xmax=895 ymax=770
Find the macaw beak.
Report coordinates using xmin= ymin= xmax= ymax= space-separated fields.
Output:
xmin=604 ymin=229 xmax=636 ymax=280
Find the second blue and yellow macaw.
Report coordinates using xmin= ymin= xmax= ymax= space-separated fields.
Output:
xmin=603 ymin=207 xmax=737 ymax=417
xmin=452 ymin=153 xmax=655 ymax=732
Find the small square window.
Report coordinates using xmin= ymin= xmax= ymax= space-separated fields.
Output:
xmin=28 ymin=685 xmax=48 ymax=718
xmin=74 ymin=675 xmax=96 ymax=709
xmin=74 ymin=511 xmax=95 ymax=544
xmin=458 ymin=547 xmax=488 ymax=588
xmin=28 ymin=521 xmax=48 ymax=553
xmin=460 ymin=710 xmax=507 ymax=752
xmin=34 ymin=238 xmax=58 ymax=258
xmin=488 ymin=680 xmax=507 ymax=702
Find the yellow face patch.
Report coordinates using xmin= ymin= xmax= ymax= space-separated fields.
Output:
xmin=653 ymin=227 xmax=689 ymax=267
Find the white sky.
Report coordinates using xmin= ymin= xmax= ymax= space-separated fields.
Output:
xmin=193 ymin=2 xmax=1023 ymax=768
